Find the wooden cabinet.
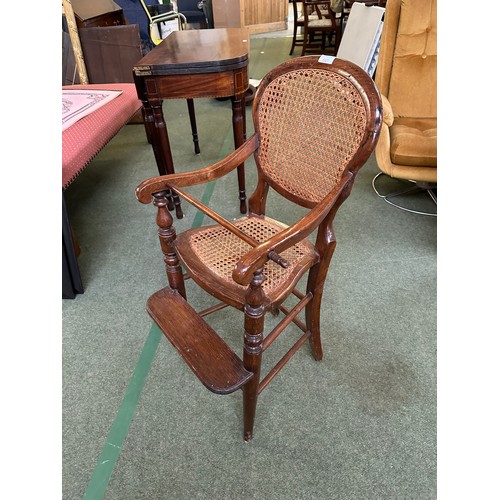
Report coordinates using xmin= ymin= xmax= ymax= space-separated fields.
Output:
xmin=71 ymin=0 xmax=125 ymax=29
xmin=212 ymin=0 xmax=288 ymax=34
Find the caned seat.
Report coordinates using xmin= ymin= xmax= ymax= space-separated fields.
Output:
xmin=176 ymin=216 xmax=319 ymax=309
xmin=136 ymin=56 xmax=382 ymax=441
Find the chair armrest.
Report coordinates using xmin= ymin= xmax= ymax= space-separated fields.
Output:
xmin=151 ymin=11 xmax=187 ymax=24
xmin=136 ymin=134 xmax=259 ymax=204
xmin=381 ymin=95 xmax=394 ymax=127
xmin=232 ymin=172 xmax=353 ymax=286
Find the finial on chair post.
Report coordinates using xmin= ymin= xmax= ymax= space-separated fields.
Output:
xmin=153 ymin=191 xmax=186 ymax=298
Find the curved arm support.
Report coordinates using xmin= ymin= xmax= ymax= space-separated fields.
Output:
xmin=136 ymin=134 xmax=259 ymax=204
xmin=232 ymin=172 xmax=353 ymax=286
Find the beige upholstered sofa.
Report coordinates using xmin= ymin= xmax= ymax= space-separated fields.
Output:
xmin=373 ymin=0 xmax=437 ymax=212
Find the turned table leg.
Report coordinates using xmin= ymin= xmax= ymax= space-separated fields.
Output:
xmin=231 ymin=91 xmax=247 ymax=214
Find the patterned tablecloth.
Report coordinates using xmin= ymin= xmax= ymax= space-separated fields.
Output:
xmin=62 ymin=89 xmax=122 ymax=131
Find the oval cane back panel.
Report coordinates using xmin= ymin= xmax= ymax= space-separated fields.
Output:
xmin=176 ymin=216 xmax=318 ymax=307
xmin=256 ymin=67 xmax=369 ymax=204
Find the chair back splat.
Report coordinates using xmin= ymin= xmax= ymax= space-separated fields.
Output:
xmin=136 ymin=56 xmax=382 ymax=441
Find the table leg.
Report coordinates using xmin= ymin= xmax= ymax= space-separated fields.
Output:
xmin=142 ymin=99 xmax=174 ymax=212
xmin=149 ymin=98 xmax=184 ymax=219
xmin=186 ymin=99 xmax=201 ymax=155
xmin=231 ymin=92 xmax=247 ymax=214
xmin=62 ymin=192 xmax=84 ymax=298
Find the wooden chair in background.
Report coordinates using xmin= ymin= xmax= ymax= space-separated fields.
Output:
xmin=136 ymin=56 xmax=382 ymax=440
xmin=289 ymin=0 xmax=318 ymax=55
xmin=301 ymin=1 xmax=342 ymax=55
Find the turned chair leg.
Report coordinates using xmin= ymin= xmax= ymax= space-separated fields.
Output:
xmin=153 ymin=191 xmax=186 ymax=298
xmin=242 ymin=269 xmax=266 ymax=441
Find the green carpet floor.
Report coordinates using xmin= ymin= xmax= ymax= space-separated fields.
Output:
xmin=62 ymin=36 xmax=436 ymax=499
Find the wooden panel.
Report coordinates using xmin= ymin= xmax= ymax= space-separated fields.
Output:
xmin=79 ymin=25 xmax=142 ymax=84
xmin=213 ymin=0 xmax=288 ymax=34
xmin=152 ymin=69 xmax=248 ymax=99
xmin=243 ymin=0 xmax=288 ymax=34
xmin=62 ymin=31 xmax=80 ymax=85
xmin=212 ymin=0 xmax=244 ymax=28
xmin=71 ymin=0 xmax=122 ymax=21
xmin=71 ymin=0 xmax=125 ymax=28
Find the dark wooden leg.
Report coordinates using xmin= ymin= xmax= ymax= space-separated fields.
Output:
xmin=306 ymin=236 xmax=337 ymax=361
xmin=186 ymin=98 xmax=201 ymax=155
xmin=62 ymin=192 xmax=84 ymax=298
xmin=334 ymin=18 xmax=342 ymax=53
xmin=305 ymin=265 xmax=324 ymax=361
xmin=242 ymin=269 xmax=265 ymax=441
xmin=150 ymin=99 xmax=184 ymax=219
xmin=231 ymin=92 xmax=247 ymax=214
xmin=134 ymin=73 xmax=182 ymax=218
xmin=301 ymin=28 xmax=308 ymax=56
xmin=134 ymin=75 xmax=155 ymax=147
xmin=290 ymin=23 xmax=298 ymax=55
xmin=141 ymin=106 xmax=153 ymax=145
xmin=153 ymin=191 xmax=186 ymax=298
xmin=140 ymin=99 xmax=174 ymax=210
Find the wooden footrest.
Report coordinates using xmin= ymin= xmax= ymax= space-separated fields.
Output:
xmin=146 ymin=287 xmax=253 ymax=394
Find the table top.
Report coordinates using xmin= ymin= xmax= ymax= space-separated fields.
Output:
xmin=134 ymin=28 xmax=250 ymax=76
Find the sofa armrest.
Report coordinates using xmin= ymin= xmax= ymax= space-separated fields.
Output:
xmin=381 ymin=94 xmax=394 ymax=127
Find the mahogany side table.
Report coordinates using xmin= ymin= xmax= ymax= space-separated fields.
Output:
xmin=133 ymin=28 xmax=250 ymax=218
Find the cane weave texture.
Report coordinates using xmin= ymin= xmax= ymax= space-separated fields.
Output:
xmin=186 ymin=216 xmax=317 ymax=294
xmin=257 ymin=68 xmax=368 ymax=203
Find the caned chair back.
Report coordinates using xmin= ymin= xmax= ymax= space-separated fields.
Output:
xmin=252 ymin=56 xmax=382 ymax=208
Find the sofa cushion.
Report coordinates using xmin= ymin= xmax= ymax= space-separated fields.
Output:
xmin=388 ymin=0 xmax=436 ymax=119
xmin=389 ymin=117 xmax=437 ymax=167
